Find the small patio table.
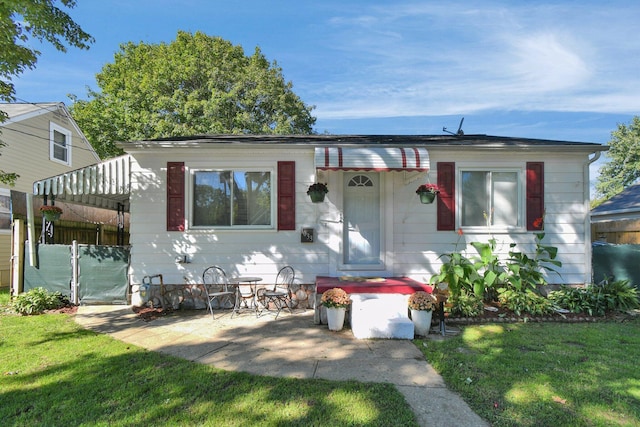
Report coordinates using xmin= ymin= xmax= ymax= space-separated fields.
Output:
xmin=230 ymin=277 xmax=262 ymax=317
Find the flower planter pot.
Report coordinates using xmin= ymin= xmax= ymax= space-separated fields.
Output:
xmin=410 ymin=309 xmax=433 ymax=336
xmin=326 ymin=306 xmax=346 ymax=331
xmin=42 ymin=211 xmax=61 ymax=222
xmin=308 ymin=190 xmax=326 ymax=203
xmin=418 ymin=192 xmax=436 ymax=204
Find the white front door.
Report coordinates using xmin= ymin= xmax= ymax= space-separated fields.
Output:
xmin=343 ymin=172 xmax=382 ymax=267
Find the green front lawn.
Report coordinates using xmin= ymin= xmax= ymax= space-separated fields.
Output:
xmin=0 ymin=300 xmax=417 ymax=426
xmin=3 ymin=285 xmax=639 ymax=427
xmin=419 ymin=318 xmax=640 ymax=427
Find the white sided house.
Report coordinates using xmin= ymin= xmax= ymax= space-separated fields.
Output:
xmin=0 ymin=102 xmax=100 ymax=287
xmin=123 ymin=134 xmax=604 ymax=287
xmin=33 ymin=134 xmax=606 ymax=307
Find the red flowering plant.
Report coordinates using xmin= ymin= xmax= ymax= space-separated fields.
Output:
xmin=532 ymin=216 xmax=544 ymax=230
xmin=320 ymin=287 xmax=350 ymax=308
xmin=415 ymin=183 xmax=440 ymax=194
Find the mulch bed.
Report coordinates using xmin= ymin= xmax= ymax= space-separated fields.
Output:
xmin=126 ymin=303 xmax=638 ymax=324
xmin=442 ymin=303 xmax=638 ymax=325
xmin=132 ymin=305 xmax=175 ymax=322
xmin=45 ymin=305 xmax=78 ymax=315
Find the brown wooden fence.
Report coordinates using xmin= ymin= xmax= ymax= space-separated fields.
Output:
xmin=591 ymin=219 xmax=640 ymax=244
xmin=14 ymin=215 xmax=129 ymax=246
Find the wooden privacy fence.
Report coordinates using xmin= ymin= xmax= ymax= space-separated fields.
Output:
xmin=13 ymin=216 xmax=129 ymax=246
xmin=591 ymin=219 xmax=640 ymax=244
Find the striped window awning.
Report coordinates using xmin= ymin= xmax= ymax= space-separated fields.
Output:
xmin=33 ymin=155 xmax=131 ymax=211
xmin=314 ymin=147 xmax=430 ymax=172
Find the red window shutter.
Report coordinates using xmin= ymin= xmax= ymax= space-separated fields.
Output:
xmin=278 ymin=161 xmax=296 ymax=230
xmin=167 ymin=162 xmax=185 ymax=231
xmin=526 ymin=162 xmax=544 ymax=230
xmin=437 ymin=162 xmax=455 ymax=231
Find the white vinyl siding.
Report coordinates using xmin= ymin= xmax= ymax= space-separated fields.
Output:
xmin=127 ymin=150 xmax=325 ymax=286
xmin=127 ymin=146 xmax=594 ymax=287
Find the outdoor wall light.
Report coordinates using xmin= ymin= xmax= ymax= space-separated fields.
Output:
xmin=176 ymin=254 xmax=191 ymax=264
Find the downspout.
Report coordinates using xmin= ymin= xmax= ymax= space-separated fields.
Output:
xmin=585 ymin=151 xmax=602 ymax=284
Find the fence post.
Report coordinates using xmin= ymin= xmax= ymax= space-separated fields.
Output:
xmin=71 ymin=240 xmax=79 ymax=305
xmin=97 ymin=224 xmax=104 ymax=245
xmin=11 ymin=218 xmax=25 ymax=297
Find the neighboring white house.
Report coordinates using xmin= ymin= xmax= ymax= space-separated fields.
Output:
xmin=32 ymin=134 xmax=607 ymax=289
xmin=0 ymin=102 xmax=101 ymax=287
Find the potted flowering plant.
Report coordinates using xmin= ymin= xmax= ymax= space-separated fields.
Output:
xmin=307 ymin=182 xmax=328 ymax=203
xmin=415 ymin=183 xmax=440 ymax=204
xmin=408 ymin=291 xmax=437 ymax=336
xmin=321 ymin=287 xmax=350 ymax=331
xmin=40 ymin=205 xmax=63 ymax=222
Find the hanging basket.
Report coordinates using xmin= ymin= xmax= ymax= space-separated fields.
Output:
xmin=418 ymin=192 xmax=436 ymax=204
xmin=42 ymin=211 xmax=61 ymax=221
xmin=308 ymin=190 xmax=326 ymax=203
xmin=40 ymin=206 xmax=62 ymax=221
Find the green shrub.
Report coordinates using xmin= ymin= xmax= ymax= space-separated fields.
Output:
xmin=600 ymin=278 xmax=640 ymax=311
xmin=431 ymin=251 xmax=477 ymax=302
xmin=449 ymin=290 xmax=484 ymax=317
xmin=547 ymin=285 xmax=593 ymax=314
xmin=470 ymin=238 xmax=507 ymax=301
xmin=504 ymin=232 xmax=562 ymax=292
xmin=498 ymin=289 xmax=554 ymax=316
xmin=12 ymin=287 xmax=69 ymax=315
xmin=548 ymin=279 xmax=639 ymax=316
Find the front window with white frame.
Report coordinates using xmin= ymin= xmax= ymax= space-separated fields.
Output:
xmin=191 ymin=169 xmax=272 ymax=228
xmin=49 ymin=122 xmax=72 ymax=165
xmin=460 ymin=169 xmax=522 ymax=230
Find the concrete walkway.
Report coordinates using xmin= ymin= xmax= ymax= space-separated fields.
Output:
xmin=75 ymin=305 xmax=488 ymax=427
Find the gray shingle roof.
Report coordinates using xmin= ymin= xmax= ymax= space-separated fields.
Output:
xmin=121 ymin=134 xmax=608 ymax=149
xmin=592 ymin=184 xmax=640 ymax=215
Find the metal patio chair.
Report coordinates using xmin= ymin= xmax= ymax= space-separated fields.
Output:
xmin=202 ymin=266 xmax=235 ymax=320
xmin=261 ymin=266 xmax=294 ymax=319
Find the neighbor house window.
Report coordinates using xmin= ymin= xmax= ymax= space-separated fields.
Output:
xmin=192 ymin=170 xmax=272 ymax=227
xmin=50 ymin=122 xmax=72 ymax=165
xmin=460 ymin=169 xmax=521 ymax=229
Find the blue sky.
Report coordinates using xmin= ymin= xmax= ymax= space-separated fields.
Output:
xmin=11 ymin=1 xmax=640 ymax=187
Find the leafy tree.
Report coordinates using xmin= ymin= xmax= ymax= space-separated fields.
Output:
xmin=595 ymin=116 xmax=640 ymax=200
xmin=0 ymin=0 xmax=93 ymax=185
xmin=70 ymin=31 xmax=316 ymax=159
xmin=0 ymin=0 xmax=94 ymax=108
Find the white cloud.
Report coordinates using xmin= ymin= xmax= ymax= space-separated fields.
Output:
xmin=508 ymin=32 xmax=591 ymax=91
xmin=308 ymin=1 xmax=640 ymax=120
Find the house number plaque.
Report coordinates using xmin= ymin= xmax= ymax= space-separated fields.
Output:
xmin=301 ymin=228 xmax=314 ymax=243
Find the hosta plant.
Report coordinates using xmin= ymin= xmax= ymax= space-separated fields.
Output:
xmin=12 ymin=287 xmax=69 ymax=315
